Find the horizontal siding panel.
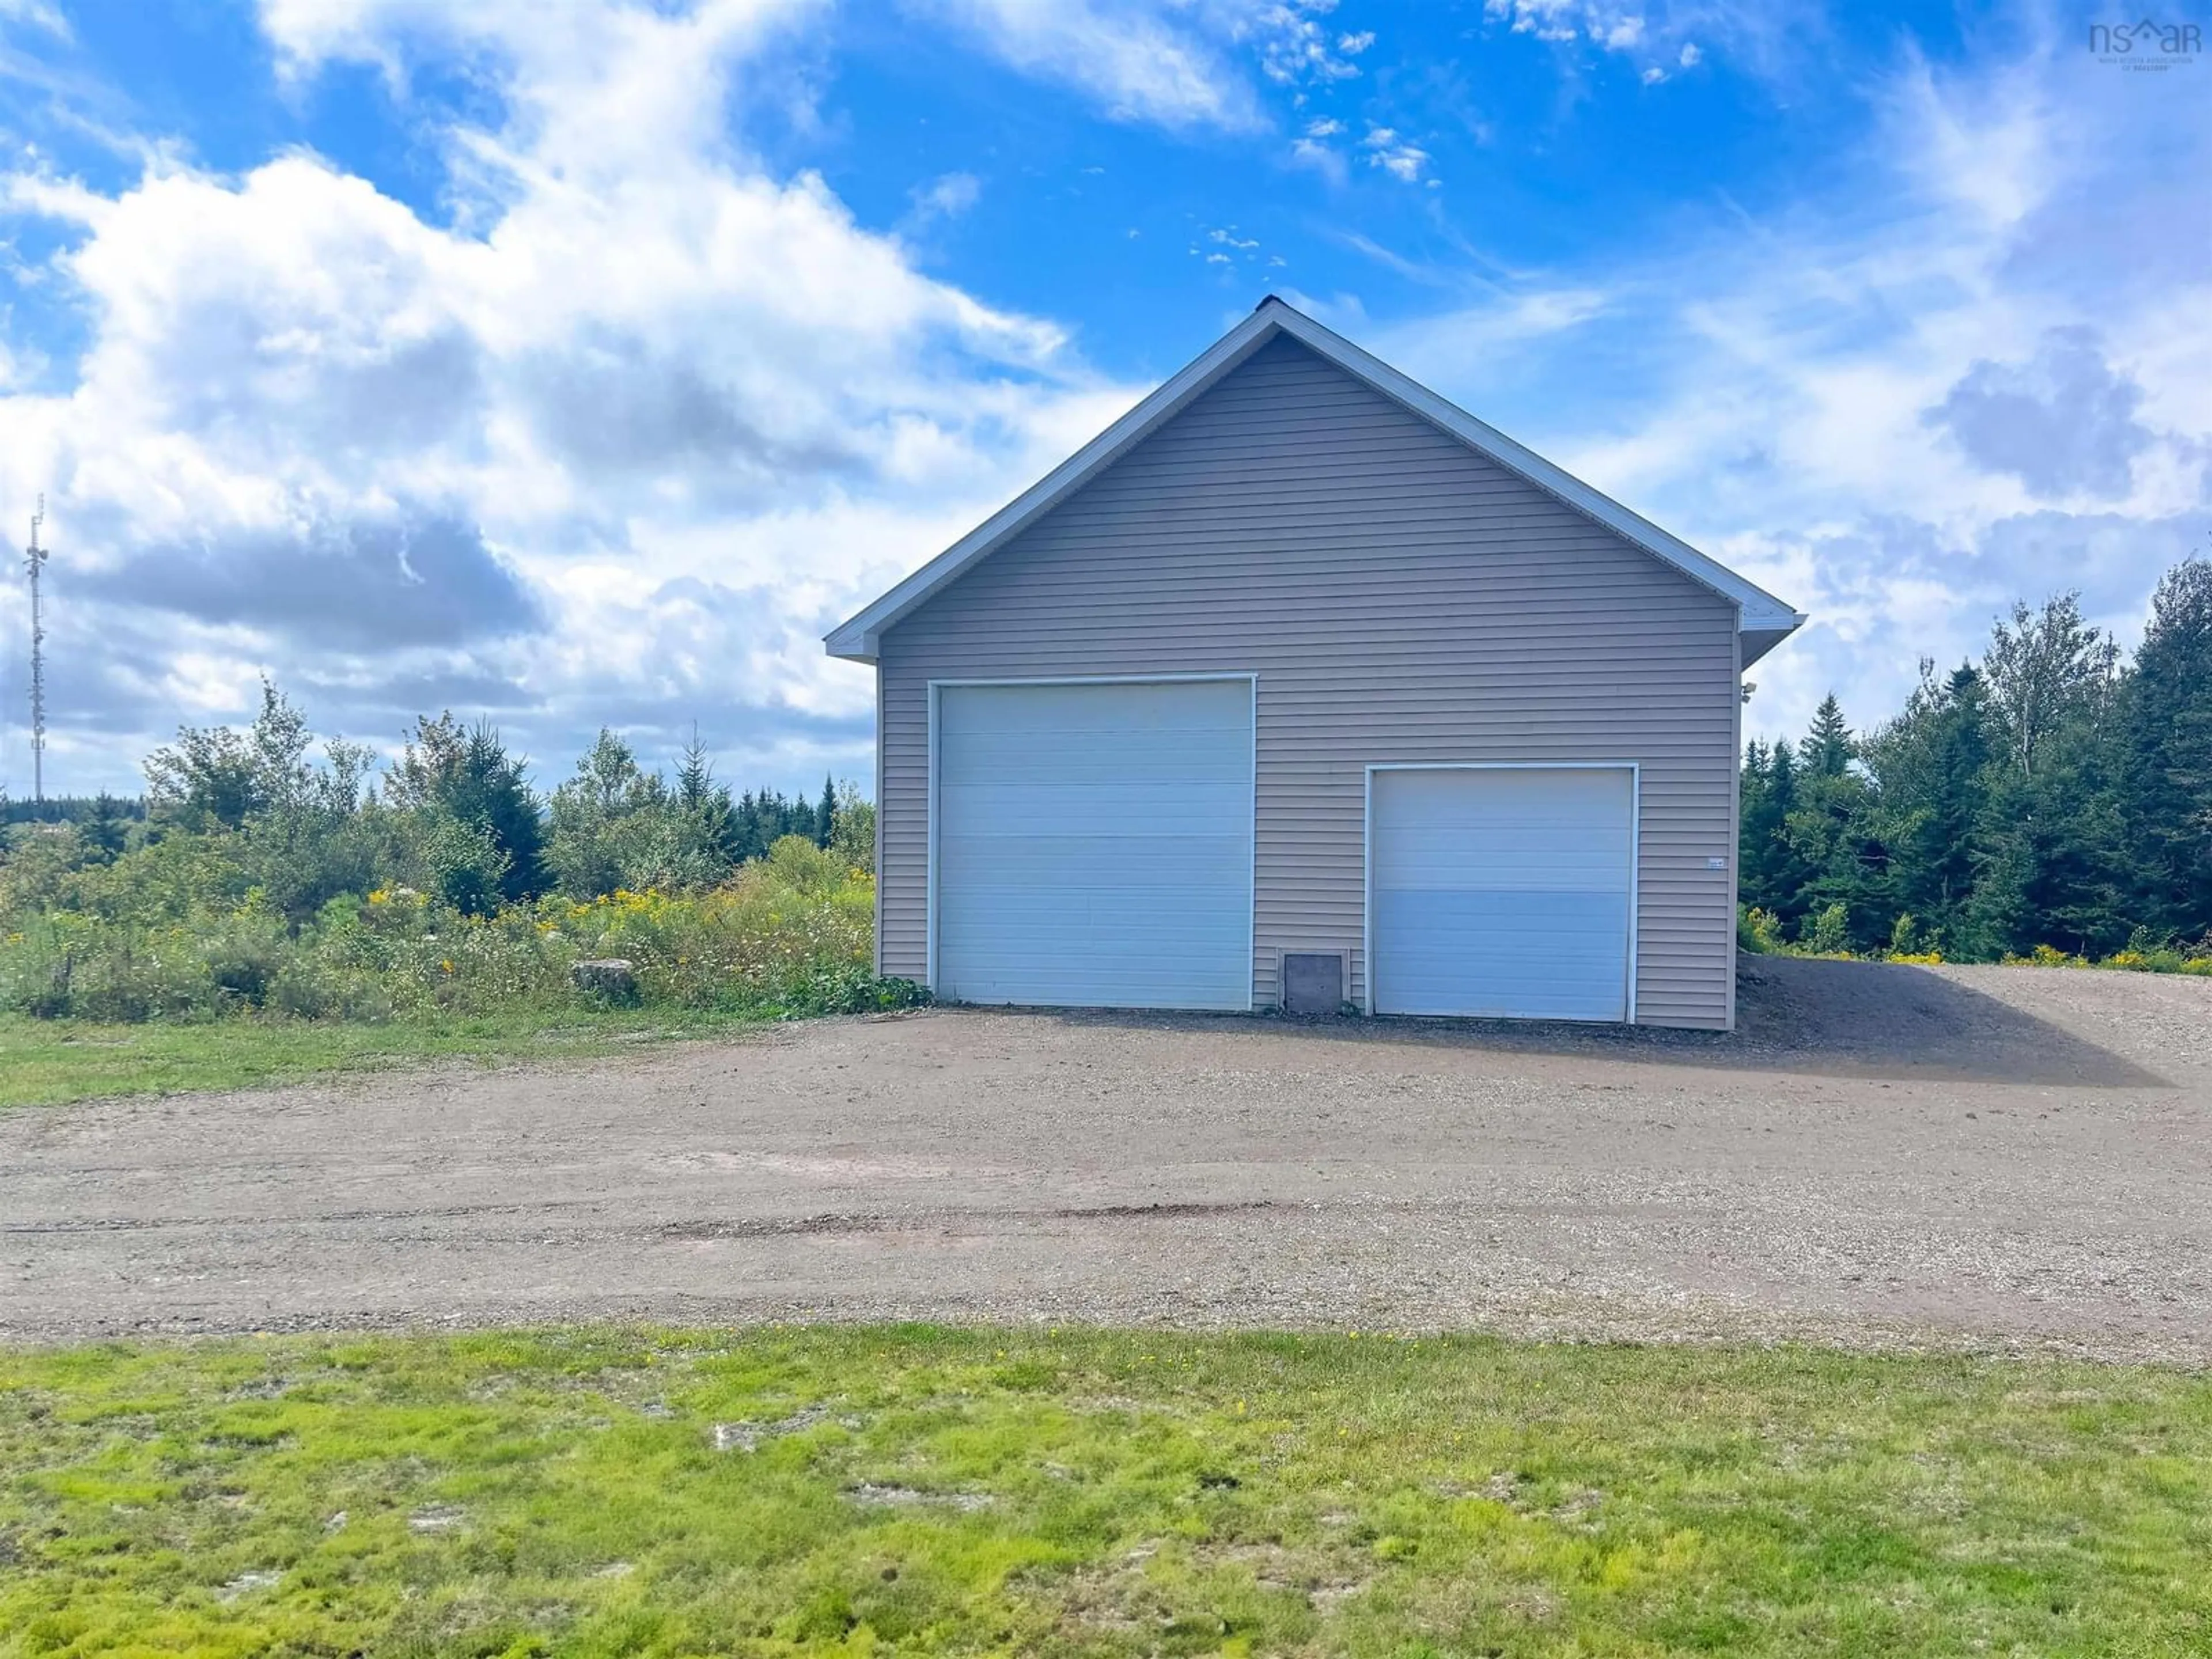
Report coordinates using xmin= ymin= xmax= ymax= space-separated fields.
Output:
xmin=900 ymin=607 xmax=1736 ymax=638
xmin=874 ymin=334 xmax=1742 ymax=1027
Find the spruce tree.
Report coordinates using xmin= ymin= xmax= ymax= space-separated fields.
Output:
xmin=389 ymin=714 xmax=545 ymax=903
xmin=1790 ymin=694 xmax=1884 ymax=951
xmin=1799 ymin=693 xmax=1854 ymax=777
xmin=1758 ymin=741 xmax=1809 ymax=923
xmin=462 ymin=722 xmax=545 ymax=902
xmin=82 ymin=792 xmax=130 ymax=863
xmin=816 ymin=774 xmax=838 ymax=850
xmin=1738 ymin=740 xmax=1805 ymax=917
xmin=2121 ymin=559 xmax=2212 ymax=940
xmin=675 ymin=728 xmax=741 ymax=870
xmin=1913 ymin=664 xmax=1992 ymax=951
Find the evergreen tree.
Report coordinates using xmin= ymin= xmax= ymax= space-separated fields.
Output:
xmin=388 ymin=714 xmax=545 ymax=904
xmin=816 ymin=774 xmax=838 ymax=850
xmin=2121 ymin=559 xmax=2212 ymax=940
xmin=676 ymin=728 xmax=741 ymax=866
xmin=1738 ymin=739 xmax=1810 ymax=921
xmin=2025 ymin=720 xmax=2133 ymax=956
xmin=1910 ymin=664 xmax=1993 ymax=952
xmin=82 ymin=793 xmax=131 ymax=864
xmin=1782 ymin=693 xmax=1889 ymax=952
xmin=1758 ymin=741 xmax=1812 ymax=924
xmin=1798 ymin=692 xmax=1854 ymax=777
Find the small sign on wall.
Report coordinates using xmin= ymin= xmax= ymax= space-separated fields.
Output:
xmin=1706 ymin=856 xmax=1728 ymax=870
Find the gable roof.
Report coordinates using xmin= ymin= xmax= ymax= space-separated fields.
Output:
xmin=825 ymin=296 xmax=1806 ymax=666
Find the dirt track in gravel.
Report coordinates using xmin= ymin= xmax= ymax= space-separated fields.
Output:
xmin=4 ymin=956 xmax=2209 ymax=1360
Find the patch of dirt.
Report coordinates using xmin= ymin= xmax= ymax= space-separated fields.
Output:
xmin=844 ymin=1483 xmax=994 ymax=1512
xmin=712 ymin=1406 xmax=832 ymax=1452
xmin=5 ymin=957 xmax=2210 ymax=1360
xmin=1195 ymin=1539 xmax=1373 ymax=1608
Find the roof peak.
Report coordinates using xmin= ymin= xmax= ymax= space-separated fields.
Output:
xmin=825 ymin=302 xmax=1804 ymax=665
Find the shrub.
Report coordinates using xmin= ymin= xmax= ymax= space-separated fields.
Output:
xmin=1802 ymin=902 xmax=1851 ymax=957
xmin=1737 ymin=906 xmax=1788 ymax=955
xmin=0 ymin=850 xmax=914 ymax=1025
xmin=2007 ymin=943 xmax=2088 ymax=969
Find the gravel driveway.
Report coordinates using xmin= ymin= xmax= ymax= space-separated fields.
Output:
xmin=4 ymin=957 xmax=2209 ymax=1359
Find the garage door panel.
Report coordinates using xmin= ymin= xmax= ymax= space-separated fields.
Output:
xmin=940 ymin=683 xmax=1247 ymax=736
xmin=943 ymin=729 xmax=1251 ymax=782
xmin=937 ymin=834 xmax=1250 ymax=884
xmin=1372 ymin=768 xmax=1633 ymax=1022
xmin=943 ymin=783 xmax=1252 ymax=836
xmin=944 ymin=960 xmax=1243 ymax=1007
xmin=939 ymin=880 xmax=1249 ymax=937
xmin=935 ymin=680 xmax=1253 ymax=1010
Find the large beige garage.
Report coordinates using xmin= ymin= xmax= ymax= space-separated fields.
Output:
xmin=827 ymin=297 xmax=1804 ymax=1029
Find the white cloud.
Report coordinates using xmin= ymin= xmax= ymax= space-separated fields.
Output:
xmin=1305 ymin=115 xmax=1345 ymax=137
xmin=0 ymin=0 xmax=69 ymax=35
xmin=911 ymin=0 xmax=1259 ymax=129
xmin=1250 ymin=1 xmax=1365 ymax=85
xmin=0 ymin=0 xmax=1140 ymax=793
xmin=1386 ymin=25 xmax=2212 ymax=744
xmin=1338 ymin=31 xmax=1374 ymax=54
xmin=910 ymin=0 xmax=1372 ymax=132
xmin=1362 ymin=123 xmax=1431 ymax=183
xmin=1378 ymin=286 xmax=1612 ymax=376
xmin=906 ymin=169 xmax=982 ymax=226
xmin=1287 ymin=135 xmax=1346 ymax=182
xmin=1485 ymin=0 xmax=1580 ymax=44
xmin=1485 ymin=1 xmax=1758 ymax=81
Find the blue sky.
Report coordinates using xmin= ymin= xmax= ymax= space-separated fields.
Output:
xmin=1 ymin=0 xmax=2206 ymax=798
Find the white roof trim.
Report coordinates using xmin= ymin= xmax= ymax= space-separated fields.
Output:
xmin=825 ymin=296 xmax=1804 ymax=663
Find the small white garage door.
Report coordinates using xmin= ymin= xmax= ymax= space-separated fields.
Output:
xmin=934 ymin=679 xmax=1253 ymax=1009
xmin=1369 ymin=766 xmax=1635 ymax=1022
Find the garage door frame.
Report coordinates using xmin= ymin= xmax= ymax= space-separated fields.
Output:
xmin=1362 ymin=761 xmax=1641 ymax=1024
xmin=926 ymin=672 xmax=1259 ymax=1007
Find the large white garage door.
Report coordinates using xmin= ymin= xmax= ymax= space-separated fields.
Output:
xmin=1370 ymin=766 xmax=1634 ymax=1022
xmin=934 ymin=679 xmax=1253 ymax=1010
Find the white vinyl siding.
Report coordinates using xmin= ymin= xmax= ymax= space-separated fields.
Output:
xmin=933 ymin=680 xmax=1253 ymax=1010
xmin=1369 ymin=767 xmax=1634 ymax=1021
xmin=874 ymin=334 xmax=1742 ymax=1029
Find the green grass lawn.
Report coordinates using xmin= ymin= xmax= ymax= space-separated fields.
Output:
xmin=0 ymin=1009 xmax=774 ymax=1109
xmin=2 ymin=1328 xmax=2206 ymax=1657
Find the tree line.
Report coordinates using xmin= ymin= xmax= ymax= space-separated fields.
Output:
xmin=1 ymin=686 xmax=872 ymax=928
xmin=1740 ymin=557 xmax=2212 ymax=961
